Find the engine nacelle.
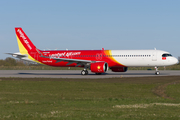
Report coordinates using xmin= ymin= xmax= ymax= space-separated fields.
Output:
xmin=90 ymin=62 xmax=108 ymax=73
xmin=111 ymin=67 xmax=128 ymax=72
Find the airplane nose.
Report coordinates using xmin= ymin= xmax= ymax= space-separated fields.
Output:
xmin=177 ymin=59 xmax=179 ymax=64
xmin=174 ymin=57 xmax=179 ymax=64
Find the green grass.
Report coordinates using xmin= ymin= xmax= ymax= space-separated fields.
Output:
xmin=0 ymin=77 xmax=180 ymax=119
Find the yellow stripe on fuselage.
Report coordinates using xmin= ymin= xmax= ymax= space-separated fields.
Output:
xmin=105 ymin=50 xmax=124 ymax=66
xmin=108 ymin=50 xmax=120 ymax=64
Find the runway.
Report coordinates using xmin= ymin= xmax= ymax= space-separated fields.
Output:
xmin=0 ymin=70 xmax=180 ymax=78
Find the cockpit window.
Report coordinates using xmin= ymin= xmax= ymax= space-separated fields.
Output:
xmin=162 ymin=53 xmax=172 ymax=57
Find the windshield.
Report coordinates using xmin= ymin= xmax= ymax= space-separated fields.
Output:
xmin=162 ymin=53 xmax=172 ymax=57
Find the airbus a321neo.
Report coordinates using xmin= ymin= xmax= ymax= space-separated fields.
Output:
xmin=7 ymin=27 xmax=178 ymax=75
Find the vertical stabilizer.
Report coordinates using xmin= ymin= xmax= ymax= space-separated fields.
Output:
xmin=15 ymin=27 xmax=42 ymax=63
xmin=15 ymin=27 xmax=37 ymax=54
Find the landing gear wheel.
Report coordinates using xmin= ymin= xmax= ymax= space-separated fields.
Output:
xmin=155 ymin=66 xmax=160 ymax=75
xmin=85 ymin=70 xmax=88 ymax=75
xmin=81 ymin=70 xmax=88 ymax=75
xmin=155 ymin=71 xmax=160 ymax=75
xmin=81 ymin=70 xmax=86 ymax=75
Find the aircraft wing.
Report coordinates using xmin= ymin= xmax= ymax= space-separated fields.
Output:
xmin=40 ymin=56 xmax=94 ymax=66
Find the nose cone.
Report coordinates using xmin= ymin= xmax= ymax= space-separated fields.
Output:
xmin=177 ymin=59 xmax=179 ymax=64
xmin=173 ymin=57 xmax=179 ymax=64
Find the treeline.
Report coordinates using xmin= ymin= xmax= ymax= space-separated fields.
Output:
xmin=0 ymin=57 xmax=25 ymax=66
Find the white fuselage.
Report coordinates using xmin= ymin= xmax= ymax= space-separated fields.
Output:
xmin=111 ymin=50 xmax=178 ymax=67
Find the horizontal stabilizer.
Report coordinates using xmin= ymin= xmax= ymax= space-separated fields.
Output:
xmin=6 ymin=53 xmax=27 ymax=58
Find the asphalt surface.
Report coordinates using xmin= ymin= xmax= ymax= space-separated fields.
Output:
xmin=0 ymin=70 xmax=180 ymax=78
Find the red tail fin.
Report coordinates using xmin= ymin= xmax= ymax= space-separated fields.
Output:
xmin=15 ymin=27 xmax=43 ymax=63
xmin=15 ymin=27 xmax=37 ymax=52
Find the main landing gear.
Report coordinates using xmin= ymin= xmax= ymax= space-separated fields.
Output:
xmin=155 ymin=66 xmax=160 ymax=75
xmin=81 ymin=69 xmax=88 ymax=75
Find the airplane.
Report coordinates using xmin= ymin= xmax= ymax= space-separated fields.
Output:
xmin=7 ymin=27 xmax=179 ymax=75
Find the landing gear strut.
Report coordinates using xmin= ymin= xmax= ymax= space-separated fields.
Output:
xmin=81 ymin=69 xmax=88 ymax=75
xmin=155 ymin=66 xmax=160 ymax=75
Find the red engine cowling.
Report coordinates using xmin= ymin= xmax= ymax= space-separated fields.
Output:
xmin=90 ymin=62 xmax=108 ymax=73
xmin=111 ymin=67 xmax=128 ymax=72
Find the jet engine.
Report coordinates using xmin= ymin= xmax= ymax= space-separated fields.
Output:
xmin=90 ymin=62 xmax=108 ymax=73
xmin=111 ymin=67 xmax=128 ymax=72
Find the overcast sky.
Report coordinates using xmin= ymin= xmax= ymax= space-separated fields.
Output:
xmin=0 ymin=0 xmax=180 ymax=59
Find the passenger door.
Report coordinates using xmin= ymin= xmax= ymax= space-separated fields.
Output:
xmin=152 ymin=51 xmax=157 ymax=61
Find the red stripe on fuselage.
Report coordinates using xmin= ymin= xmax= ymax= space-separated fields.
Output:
xmin=35 ymin=50 xmax=125 ymax=67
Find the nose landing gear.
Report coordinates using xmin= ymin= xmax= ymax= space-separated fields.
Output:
xmin=155 ymin=66 xmax=160 ymax=75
